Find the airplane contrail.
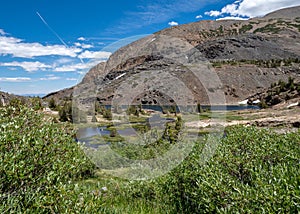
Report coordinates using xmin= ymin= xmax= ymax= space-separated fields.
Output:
xmin=36 ymin=11 xmax=84 ymax=63
xmin=36 ymin=11 xmax=68 ymax=47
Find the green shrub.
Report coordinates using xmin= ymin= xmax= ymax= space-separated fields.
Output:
xmin=278 ymin=79 xmax=287 ymax=92
xmin=0 ymin=105 xmax=95 ymax=212
xmin=3 ymin=105 xmax=298 ymax=213
xmin=110 ymin=127 xmax=117 ymax=137
xmin=9 ymin=98 xmax=26 ymax=108
xmin=240 ymin=24 xmax=253 ymax=33
xmin=287 ymin=76 xmax=295 ymax=90
xmin=48 ymin=97 xmax=57 ymax=110
xmin=116 ymin=126 xmax=300 ymax=213
xmin=30 ymin=97 xmax=43 ymax=111
xmin=253 ymin=23 xmax=281 ymax=34
xmin=258 ymin=100 xmax=268 ymax=108
xmin=103 ymin=108 xmax=112 ymax=120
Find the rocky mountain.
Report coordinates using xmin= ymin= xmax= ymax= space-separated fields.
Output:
xmin=44 ymin=6 xmax=300 ymax=108
xmin=0 ymin=91 xmax=26 ymax=106
xmin=43 ymin=86 xmax=74 ymax=102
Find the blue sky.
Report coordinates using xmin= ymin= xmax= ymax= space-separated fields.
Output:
xmin=0 ymin=0 xmax=299 ymax=95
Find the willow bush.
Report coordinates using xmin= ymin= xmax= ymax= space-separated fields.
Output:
xmin=116 ymin=126 xmax=300 ymax=213
xmin=1 ymin=104 xmax=299 ymax=213
xmin=0 ymin=105 xmax=95 ymax=212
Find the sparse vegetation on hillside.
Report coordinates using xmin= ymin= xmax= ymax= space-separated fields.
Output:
xmin=254 ymin=23 xmax=282 ymax=34
xmin=253 ymin=19 xmax=300 ymax=34
xmin=212 ymin=58 xmax=300 ymax=68
xmin=240 ymin=24 xmax=253 ymax=33
xmin=255 ymin=77 xmax=300 ymax=108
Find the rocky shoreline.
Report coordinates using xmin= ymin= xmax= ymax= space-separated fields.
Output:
xmin=185 ymin=104 xmax=299 ymax=133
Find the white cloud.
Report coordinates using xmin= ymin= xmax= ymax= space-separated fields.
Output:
xmin=196 ymin=15 xmax=203 ymax=19
xmin=0 ymin=34 xmax=82 ymax=58
xmin=205 ymin=0 xmax=300 ymax=18
xmin=40 ymin=76 xmax=61 ymax=81
xmin=82 ymin=44 xmax=93 ymax=49
xmin=53 ymin=59 xmax=108 ymax=72
xmin=205 ymin=10 xmax=222 ymax=17
xmin=216 ymin=16 xmax=249 ymax=21
xmin=0 ymin=61 xmax=52 ymax=72
xmin=54 ymin=58 xmax=74 ymax=65
xmin=220 ymin=3 xmax=239 ymax=15
xmin=168 ymin=21 xmax=179 ymax=26
xmin=77 ymin=37 xmax=86 ymax=41
xmin=78 ymin=50 xmax=111 ymax=59
xmin=0 ymin=77 xmax=31 ymax=82
xmin=74 ymin=42 xmax=93 ymax=49
xmin=54 ymin=62 xmax=93 ymax=72
xmin=0 ymin=29 xmax=7 ymax=35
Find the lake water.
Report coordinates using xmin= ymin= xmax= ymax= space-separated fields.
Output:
xmin=77 ymin=127 xmax=110 ymax=139
xmin=77 ymin=105 xmax=259 ymax=147
xmin=76 ymin=114 xmax=174 ymax=143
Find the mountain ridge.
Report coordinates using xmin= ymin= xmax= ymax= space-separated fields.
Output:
xmin=43 ymin=6 xmax=300 ymax=106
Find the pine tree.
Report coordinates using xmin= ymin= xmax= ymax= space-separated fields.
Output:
xmin=91 ymin=115 xmax=98 ymax=122
xmin=49 ymin=98 xmax=56 ymax=110
xmin=59 ymin=109 xmax=68 ymax=122
xmin=197 ymin=102 xmax=203 ymax=113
